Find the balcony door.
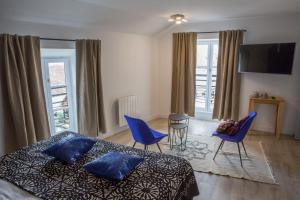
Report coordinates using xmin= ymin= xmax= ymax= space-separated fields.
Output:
xmin=195 ymin=39 xmax=218 ymax=119
xmin=42 ymin=58 xmax=75 ymax=135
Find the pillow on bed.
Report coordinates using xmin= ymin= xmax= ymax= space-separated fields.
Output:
xmin=84 ymin=152 xmax=144 ymax=181
xmin=43 ymin=133 xmax=96 ymax=164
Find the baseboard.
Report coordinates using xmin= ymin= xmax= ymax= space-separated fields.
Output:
xmin=144 ymin=114 xmax=161 ymax=121
xmin=249 ymin=129 xmax=294 ymax=137
xmin=156 ymin=114 xmax=169 ymax=119
xmin=98 ymin=126 xmax=129 ymax=139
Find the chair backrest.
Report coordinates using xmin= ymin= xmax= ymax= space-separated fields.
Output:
xmin=124 ymin=115 xmax=155 ymax=144
xmin=235 ymin=111 xmax=257 ymax=142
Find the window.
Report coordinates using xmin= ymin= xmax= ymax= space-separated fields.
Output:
xmin=41 ymin=50 xmax=76 ymax=135
xmin=195 ymin=39 xmax=218 ymax=119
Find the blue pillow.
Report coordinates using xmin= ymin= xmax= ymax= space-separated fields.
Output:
xmin=84 ymin=152 xmax=144 ymax=181
xmin=43 ymin=134 xmax=96 ymax=164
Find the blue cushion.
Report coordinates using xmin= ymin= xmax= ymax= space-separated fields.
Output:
xmin=43 ymin=133 xmax=96 ymax=164
xmin=84 ymin=152 xmax=144 ymax=181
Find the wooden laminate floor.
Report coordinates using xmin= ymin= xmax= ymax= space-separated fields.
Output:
xmin=104 ymin=118 xmax=300 ymax=200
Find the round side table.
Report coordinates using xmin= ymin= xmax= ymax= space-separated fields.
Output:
xmin=168 ymin=113 xmax=189 ymax=151
xmin=170 ymin=123 xmax=188 ymax=151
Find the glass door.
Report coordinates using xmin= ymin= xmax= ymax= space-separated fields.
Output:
xmin=195 ymin=39 xmax=218 ymax=119
xmin=42 ymin=58 xmax=75 ymax=135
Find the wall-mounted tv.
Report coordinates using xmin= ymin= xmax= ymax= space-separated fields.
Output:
xmin=238 ymin=43 xmax=296 ymax=74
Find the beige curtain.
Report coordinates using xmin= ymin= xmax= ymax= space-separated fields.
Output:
xmin=213 ymin=30 xmax=244 ymax=121
xmin=76 ymin=39 xmax=106 ymax=137
xmin=0 ymin=34 xmax=50 ymax=152
xmin=171 ymin=32 xmax=197 ymax=116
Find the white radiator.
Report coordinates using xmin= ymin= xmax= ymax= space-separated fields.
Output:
xmin=118 ymin=95 xmax=138 ymax=127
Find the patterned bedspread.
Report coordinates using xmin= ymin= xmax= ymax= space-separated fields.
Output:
xmin=0 ymin=132 xmax=199 ymax=200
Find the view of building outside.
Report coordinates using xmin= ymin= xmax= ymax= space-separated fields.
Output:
xmin=48 ymin=62 xmax=70 ymax=133
xmin=195 ymin=41 xmax=218 ymax=113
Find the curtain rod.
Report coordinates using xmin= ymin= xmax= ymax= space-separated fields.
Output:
xmin=40 ymin=37 xmax=76 ymax=42
xmin=197 ymin=29 xmax=247 ymax=34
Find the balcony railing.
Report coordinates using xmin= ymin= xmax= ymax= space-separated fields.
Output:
xmin=195 ymin=74 xmax=216 ymax=111
xmin=50 ymin=84 xmax=70 ymax=132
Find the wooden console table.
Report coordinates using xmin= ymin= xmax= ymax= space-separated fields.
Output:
xmin=248 ymin=96 xmax=285 ymax=139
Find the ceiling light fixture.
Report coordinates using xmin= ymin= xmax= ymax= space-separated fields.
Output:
xmin=168 ymin=14 xmax=188 ymax=24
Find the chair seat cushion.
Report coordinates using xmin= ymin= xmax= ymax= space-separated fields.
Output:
xmin=212 ymin=131 xmax=239 ymax=142
xmin=84 ymin=152 xmax=144 ymax=181
xmin=43 ymin=133 xmax=96 ymax=164
xmin=149 ymin=129 xmax=168 ymax=144
xmin=151 ymin=129 xmax=168 ymax=139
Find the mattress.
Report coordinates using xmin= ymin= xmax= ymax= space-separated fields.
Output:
xmin=0 ymin=132 xmax=199 ymax=200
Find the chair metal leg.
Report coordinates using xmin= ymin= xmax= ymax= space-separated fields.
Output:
xmin=179 ymin=129 xmax=183 ymax=151
xmin=168 ymin=119 xmax=170 ymax=142
xmin=184 ymin=126 xmax=188 ymax=150
xmin=133 ymin=141 xmax=136 ymax=148
xmin=168 ymin=127 xmax=170 ymax=142
xmin=220 ymin=140 xmax=225 ymax=150
xmin=241 ymin=141 xmax=248 ymax=157
xmin=237 ymin=143 xmax=243 ymax=167
xmin=170 ymin=131 xmax=172 ymax=149
xmin=213 ymin=140 xmax=224 ymax=160
xmin=174 ymin=129 xmax=177 ymax=145
xmin=156 ymin=143 xmax=162 ymax=153
xmin=171 ymin=128 xmax=176 ymax=150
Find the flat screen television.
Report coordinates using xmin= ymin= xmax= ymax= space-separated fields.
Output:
xmin=238 ymin=43 xmax=296 ymax=74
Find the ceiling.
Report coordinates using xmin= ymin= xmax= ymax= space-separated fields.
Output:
xmin=1 ymin=0 xmax=300 ymax=35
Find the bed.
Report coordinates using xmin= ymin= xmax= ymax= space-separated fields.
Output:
xmin=0 ymin=132 xmax=199 ymax=200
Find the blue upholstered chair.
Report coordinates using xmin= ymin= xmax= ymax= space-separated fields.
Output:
xmin=212 ymin=111 xmax=257 ymax=167
xmin=124 ymin=115 xmax=168 ymax=152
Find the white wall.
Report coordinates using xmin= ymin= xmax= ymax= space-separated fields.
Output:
xmin=101 ymin=32 xmax=159 ymax=134
xmin=156 ymin=14 xmax=300 ymax=135
xmin=0 ymin=19 xmax=159 ymax=155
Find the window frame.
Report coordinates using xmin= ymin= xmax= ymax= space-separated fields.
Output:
xmin=195 ymin=39 xmax=218 ymax=119
xmin=42 ymin=57 xmax=75 ymax=135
